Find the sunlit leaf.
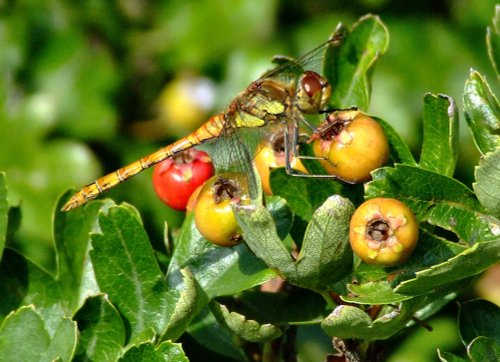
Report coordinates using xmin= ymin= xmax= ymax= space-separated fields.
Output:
xmin=0 ymin=305 xmax=77 ymax=362
xmin=463 ymin=70 xmax=500 ymax=155
xmin=90 ymin=206 xmax=169 ymax=339
xmin=474 ymin=149 xmax=500 ymax=217
xmin=325 ymin=15 xmax=389 ymax=110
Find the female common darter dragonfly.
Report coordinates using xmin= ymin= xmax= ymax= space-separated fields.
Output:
xmin=61 ymin=31 xmax=343 ymax=212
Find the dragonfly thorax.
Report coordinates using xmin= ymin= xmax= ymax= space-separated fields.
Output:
xmin=295 ymin=71 xmax=331 ymax=114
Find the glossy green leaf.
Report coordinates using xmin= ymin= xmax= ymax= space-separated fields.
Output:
xmin=467 ymin=336 xmax=500 ymax=362
xmin=321 ymin=298 xmax=422 ymax=341
xmin=295 ymin=195 xmax=354 ymax=289
xmin=187 ymin=306 xmax=247 ymax=361
xmin=54 ymin=193 xmax=107 ymax=313
xmin=459 ymin=299 xmax=500 ymax=346
xmin=0 ymin=249 xmax=66 ymax=333
xmin=119 ymin=343 xmax=161 ymax=362
xmin=167 ymin=212 xmax=275 ymax=301
xmin=156 ymin=341 xmax=189 ymax=362
xmin=419 ymin=94 xmax=459 ymax=177
xmin=487 ymin=5 xmax=500 ymax=79
xmin=234 ymin=204 xmax=296 ymax=275
xmin=119 ymin=341 xmax=188 ymax=362
xmin=90 ymin=206 xmax=169 ymax=339
xmin=210 ymin=301 xmax=282 ymax=342
xmin=0 ymin=173 xmax=7 ymax=260
xmin=396 ymin=239 xmax=500 ymax=295
xmin=0 ymin=305 xmax=77 ymax=362
xmin=367 ymin=165 xmax=498 ymax=245
xmin=73 ymin=295 xmax=125 ymax=362
xmin=474 ymin=149 xmax=500 ymax=217
xmin=463 ymin=70 xmax=500 ymax=154
xmin=375 ymin=116 xmax=417 ymax=166
xmin=162 ymin=268 xmax=198 ymax=342
xmin=325 ymin=15 xmax=389 ymax=110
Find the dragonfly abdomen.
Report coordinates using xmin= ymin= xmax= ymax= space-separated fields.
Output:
xmin=61 ymin=114 xmax=226 ymax=211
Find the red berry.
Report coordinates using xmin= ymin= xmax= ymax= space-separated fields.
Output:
xmin=152 ymin=149 xmax=214 ymax=211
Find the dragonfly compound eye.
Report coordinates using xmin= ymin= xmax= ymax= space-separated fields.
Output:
xmin=297 ymin=71 xmax=332 ymax=114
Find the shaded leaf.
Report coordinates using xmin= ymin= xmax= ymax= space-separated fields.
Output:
xmin=419 ymin=94 xmax=459 ymax=177
xmin=90 ymin=206 xmax=168 ymax=339
xmin=467 ymin=336 xmax=500 ymax=362
xmin=0 ymin=249 xmax=66 ymax=334
xmin=459 ymin=300 xmax=500 ymax=346
xmin=437 ymin=349 xmax=468 ymax=362
xmin=73 ymin=295 xmax=125 ymax=362
xmin=474 ymin=149 xmax=500 ymax=217
xmin=325 ymin=15 xmax=389 ymax=110
xmin=463 ymin=70 xmax=500 ymax=154
xmin=210 ymin=301 xmax=282 ymax=343
xmin=188 ymin=306 xmax=247 ymax=361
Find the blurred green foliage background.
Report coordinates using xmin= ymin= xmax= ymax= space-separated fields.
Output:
xmin=1 ymin=1 xmax=498 ymax=360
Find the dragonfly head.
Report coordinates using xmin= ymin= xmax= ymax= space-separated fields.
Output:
xmin=296 ymin=71 xmax=331 ymax=114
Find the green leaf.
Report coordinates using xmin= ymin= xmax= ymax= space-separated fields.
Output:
xmin=467 ymin=336 xmax=500 ymax=362
xmin=342 ymin=280 xmax=413 ymax=305
xmin=396 ymin=239 xmax=500 ymax=295
xmin=54 ymin=193 xmax=107 ymax=313
xmin=119 ymin=342 xmax=168 ymax=362
xmin=295 ymin=195 xmax=354 ymax=289
xmin=236 ymin=289 xmax=327 ymax=324
xmin=167 ymin=212 xmax=275 ymax=301
xmin=156 ymin=341 xmax=189 ymax=362
xmin=73 ymin=295 xmax=126 ymax=362
xmin=375 ymin=117 xmax=417 ymax=166
xmin=0 ymin=305 xmax=77 ymax=362
xmin=321 ymin=297 xmax=422 ymax=340
xmin=474 ymin=149 xmax=500 ymax=217
xmin=210 ymin=301 xmax=282 ymax=343
xmin=367 ymin=165 xmax=498 ymax=244
xmin=459 ymin=299 xmax=500 ymax=346
xmin=463 ymin=70 xmax=500 ymax=154
xmin=325 ymin=15 xmax=389 ymax=110
xmin=90 ymin=206 xmax=169 ymax=339
xmin=188 ymin=306 xmax=247 ymax=361
xmin=266 ymin=195 xmax=294 ymax=240
xmin=419 ymin=94 xmax=459 ymax=177
xmin=234 ymin=204 xmax=296 ymax=276
xmin=487 ymin=5 xmax=500 ymax=79
xmin=0 ymin=249 xmax=66 ymax=333
xmin=162 ymin=268 xmax=198 ymax=341
xmin=437 ymin=349 xmax=468 ymax=362
xmin=0 ymin=173 xmax=7 ymax=260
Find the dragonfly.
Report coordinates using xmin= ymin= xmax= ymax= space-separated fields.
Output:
xmin=61 ymin=31 xmax=344 ymax=212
